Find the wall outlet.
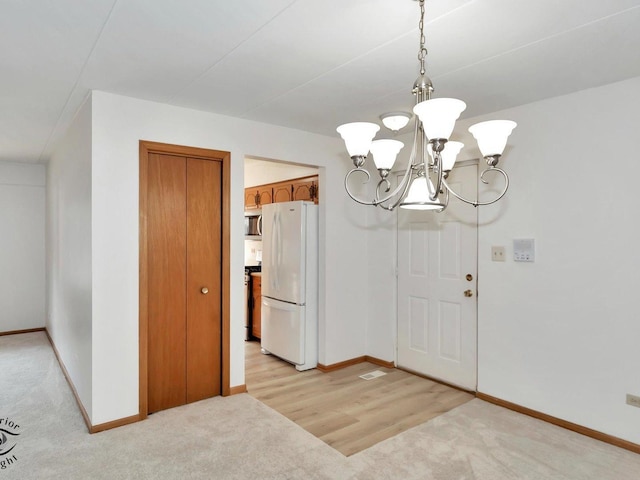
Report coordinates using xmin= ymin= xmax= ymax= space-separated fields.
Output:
xmin=491 ymin=246 xmax=506 ymax=262
xmin=626 ymin=394 xmax=640 ymax=408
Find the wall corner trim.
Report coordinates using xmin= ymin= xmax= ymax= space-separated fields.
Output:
xmin=90 ymin=414 xmax=142 ymax=434
xmin=476 ymin=392 xmax=640 ymax=455
xmin=364 ymin=355 xmax=395 ymax=369
xmin=317 ymin=355 xmax=395 ymax=373
xmin=45 ymin=328 xmax=143 ymax=434
xmin=0 ymin=327 xmax=45 ymax=336
xmin=44 ymin=329 xmax=93 ymax=433
xmin=229 ymin=384 xmax=248 ymax=395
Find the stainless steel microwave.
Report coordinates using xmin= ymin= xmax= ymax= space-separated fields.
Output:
xmin=244 ymin=212 xmax=262 ymax=236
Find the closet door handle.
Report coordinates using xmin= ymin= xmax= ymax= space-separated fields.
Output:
xmin=201 ymin=287 xmax=209 ymax=295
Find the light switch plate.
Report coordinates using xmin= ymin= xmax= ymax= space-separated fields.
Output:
xmin=514 ymin=238 xmax=535 ymax=262
xmin=627 ymin=394 xmax=640 ymax=408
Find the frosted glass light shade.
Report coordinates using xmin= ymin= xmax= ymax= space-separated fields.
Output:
xmin=413 ymin=98 xmax=466 ymax=141
xmin=336 ymin=122 xmax=380 ymax=157
xmin=380 ymin=112 xmax=411 ymax=131
xmin=369 ymin=139 xmax=404 ymax=170
xmin=468 ymin=120 xmax=517 ymax=157
xmin=427 ymin=141 xmax=464 ymax=171
xmin=399 ymin=176 xmax=445 ymax=211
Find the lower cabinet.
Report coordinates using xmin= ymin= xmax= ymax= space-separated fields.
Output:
xmin=251 ymin=274 xmax=262 ymax=339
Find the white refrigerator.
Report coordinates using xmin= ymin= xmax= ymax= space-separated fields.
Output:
xmin=261 ymin=200 xmax=318 ymax=371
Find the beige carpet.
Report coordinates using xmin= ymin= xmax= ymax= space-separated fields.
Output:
xmin=2 ymin=331 xmax=639 ymax=479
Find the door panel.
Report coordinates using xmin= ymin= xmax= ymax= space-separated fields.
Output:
xmin=397 ymin=164 xmax=478 ymax=390
xmin=438 ymin=301 xmax=461 ymax=362
xmin=186 ymin=158 xmax=222 ymax=403
xmin=147 ymin=152 xmax=222 ymax=414
xmin=409 ymin=296 xmax=429 ymax=352
xmin=148 ymin=153 xmax=187 ymax=413
xmin=262 ymin=202 xmax=306 ymax=304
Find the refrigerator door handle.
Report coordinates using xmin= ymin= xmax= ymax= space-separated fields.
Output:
xmin=277 ymin=210 xmax=282 ymax=291
xmin=270 ymin=210 xmax=279 ymax=292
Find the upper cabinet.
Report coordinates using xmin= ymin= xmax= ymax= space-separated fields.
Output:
xmin=257 ymin=186 xmax=273 ymax=206
xmin=244 ymin=185 xmax=275 ymax=209
xmin=292 ymin=178 xmax=317 ymax=202
xmin=272 ymin=182 xmax=293 ymax=203
xmin=245 ymin=175 xmax=318 ymax=209
xmin=244 ymin=189 xmax=259 ymax=209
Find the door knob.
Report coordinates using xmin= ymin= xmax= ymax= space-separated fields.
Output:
xmin=464 ymin=289 xmax=473 ymax=297
xmin=201 ymin=287 xmax=209 ymax=295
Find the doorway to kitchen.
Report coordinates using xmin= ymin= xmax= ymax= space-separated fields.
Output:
xmin=242 ymin=157 xmax=319 ymax=347
xmin=139 ymin=141 xmax=231 ymax=417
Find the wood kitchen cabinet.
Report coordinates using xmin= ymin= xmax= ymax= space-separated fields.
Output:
xmin=244 ymin=186 xmax=273 ymax=209
xmin=251 ymin=273 xmax=262 ymax=339
xmin=292 ymin=177 xmax=318 ymax=203
xmin=257 ymin=186 xmax=272 ymax=207
xmin=245 ymin=175 xmax=319 ymax=210
xmin=244 ymin=188 xmax=259 ymax=209
xmin=272 ymin=182 xmax=293 ymax=203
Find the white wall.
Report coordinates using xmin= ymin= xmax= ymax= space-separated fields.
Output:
xmin=244 ymin=157 xmax=319 ymax=187
xmin=0 ymin=162 xmax=46 ymax=332
xmin=363 ymin=174 xmax=402 ymax=362
xmin=89 ymin=91 xmax=369 ymax=425
xmin=462 ymin=76 xmax=640 ymax=445
xmin=46 ymin=97 xmax=93 ymax=419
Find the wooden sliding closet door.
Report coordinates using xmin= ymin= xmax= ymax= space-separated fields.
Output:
xmin=148 ymin=153 xmax=187 ymax=413
xmin=147 ymin=153 xmax=222 ymax=414
xmin=186 ymin=158 xmax=222 ymax=403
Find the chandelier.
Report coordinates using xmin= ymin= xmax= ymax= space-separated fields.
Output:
xmin=336 ymin=0 xmax=517 ymax=212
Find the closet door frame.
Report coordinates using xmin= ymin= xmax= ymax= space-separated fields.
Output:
xmin=139 ymin=140 xmax=231 ymax=419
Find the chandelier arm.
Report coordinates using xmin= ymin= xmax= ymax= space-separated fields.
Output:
xmin=431 ymin=149 xmax=443 ymax=201
xmin=344 ymin=168 xmax=380 ymax=206
xmin=376 ymin=178 xmax=391 ymax=197
xmin=380 ymin=121 xmax=422 ymax=210
xmin=375 ymin=156 xmax=413 ymax=204
xmin=386 ymin=164 xmax=416 ymax=210
xmin=440 ymin=183 xmax=450 ymax=211
xmin=343 ymin=160 xmax=413 ymax=208
xmin=441 ymin=167 xmax=510 ymax=207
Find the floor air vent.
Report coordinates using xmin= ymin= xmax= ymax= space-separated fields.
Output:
xmin=359 ymin=370 xmax=387 ymax=380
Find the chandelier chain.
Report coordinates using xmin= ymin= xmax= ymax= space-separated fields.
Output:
xmin=418 ymin=0 xmax=427 ymax=75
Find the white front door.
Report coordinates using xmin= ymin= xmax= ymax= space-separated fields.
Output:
xmin=397 ymin=163 xmax=478 ymax=390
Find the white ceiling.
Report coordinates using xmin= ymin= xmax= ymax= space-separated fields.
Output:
xmin=2 ymin=0 xmax=639 ymax=164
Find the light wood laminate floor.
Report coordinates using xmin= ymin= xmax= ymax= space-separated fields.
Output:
xmin=245 ymin=340 xmax=474 ymax=456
